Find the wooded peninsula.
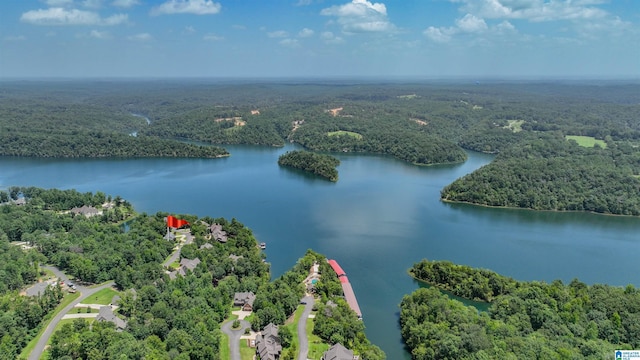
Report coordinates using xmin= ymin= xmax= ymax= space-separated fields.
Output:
xmin=0 ymin=188 xmax=383 ymax=360
xmin=401 ymin=259 xmax=640 ymax=360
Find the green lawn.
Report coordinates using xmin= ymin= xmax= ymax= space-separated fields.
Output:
xmin=306 ymin=311 xmax=329 ymax=360
xmin=504 ymin=119 xmax=524 ymax=132
xmin=239 ymin=339 xmax=254 ymax=360
xmin=327 ymin=131 xmax=363 ymax=140
xmin=81 ymin=287 xmax=119 ymax=305
xmin=565 ymin=135 xmax=607 ymax=148
xmin=18 ymin=292 xmax=81 ymax=360
xmin=220 ymin=332 xmax=230 ymax=360
xmin=71 ymin=307 xmax=99 ymax=314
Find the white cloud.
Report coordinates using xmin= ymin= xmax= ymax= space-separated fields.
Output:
xmin=89 ymin=29 xmax=110 ymax=38
xmin=21 ymin=8 xmax=128 ymax=26
xmin=321 ymin=31 xmax=345 ymax=44
xmin=423 ymin=26 xmax=453 ymax=43
xmin=151 ymin=0 xmax=221 ymax=15
xmin=127 ymin=32 xmax=151 ymax=41
xmin=232 ymin=24 xmax=246 ymax=30
xmin=112 ymin=0 xmax=139 ymax=8
xmin=184 ymin=25 xmax=196 ymax=33
xmin=267 ymin=30 xmax=288 ymax=38
xmin=298 ymin=28 xmax=314 ymax=38
xmin=203 ymin=33 xmax=223 ymax=41
xmin=321 ymin=0 xmax=394 ymax=33
xmin=44 ymin=0 xmax=74 ymax=6
xmin=279 ymin=38 xmax=300 ymax=47
xmin=452 ymin=0 xmax=609 ymax=22
xmin=456 ymin=14 xmax=488 ymax=33
xmin=4 ymin=35 xmax=27 ymax=41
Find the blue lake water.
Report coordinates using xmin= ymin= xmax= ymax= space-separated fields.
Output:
xmin=1 ymin=144 xmax=639 ymax=359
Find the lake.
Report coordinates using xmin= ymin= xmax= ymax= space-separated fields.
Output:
xmin=1 ymin=144 xmax=639 ymax=359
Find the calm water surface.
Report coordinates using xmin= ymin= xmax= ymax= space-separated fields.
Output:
xmin=2 ymin=145 xmax=639 ymax=359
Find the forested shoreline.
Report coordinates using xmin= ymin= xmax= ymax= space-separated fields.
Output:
xmin=2 ymin=80 xmax=640 ymax=215
xmin=278 ymin=150 xmax=340 ymax=181
xmin=0 ymin=187 xmax=382 ymax=359
xmin=401 ymin=259 xmax=640 ymax=360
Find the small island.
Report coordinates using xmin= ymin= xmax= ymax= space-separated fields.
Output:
xmin=278 ymin=150 xmax=340 ymax=182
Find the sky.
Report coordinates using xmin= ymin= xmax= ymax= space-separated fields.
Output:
xmin=0 ymin=0 xmax=638 ymax=78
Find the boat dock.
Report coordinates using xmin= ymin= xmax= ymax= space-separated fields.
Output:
xmin=327 ymin=259 xmax=362 ymax=319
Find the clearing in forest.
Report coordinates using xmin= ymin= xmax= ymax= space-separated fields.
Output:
xmin=327 ymin=107 xmax=343 ymax=116
xmin=327 ymin=131 xmax=363 ymax=140
xmin=504 ymin=119 xmax=524 ymax=132
xmin=565 ymin=135 xmax=607 ymax=148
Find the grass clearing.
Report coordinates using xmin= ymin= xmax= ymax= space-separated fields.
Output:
xmin=71 ymin=307 xmax=99 ymax=314
xmin=327 ymin=131 xmax=363 ymax=140
xmin=220 ymin=332 xmax=231 ymax=360
xmin=504 ymin=120 xmax=524 ymax=132
xmin=566 ymin=135 xmax=607 ymax=148
xmin=239 ymin=339 xmax=254 ymax=360
xmin=306 ymin=311 xmax=329 ymax=360
xmin=397 ymin=94 xmax=419 ymax=99
xmin=81 ymin=287 xmax=119 ymax=305
xmin=19 ymin=292 xmax=81 ymax=360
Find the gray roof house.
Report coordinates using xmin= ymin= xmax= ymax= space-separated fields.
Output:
xmin=233 ymin=291 xmax=256 ymax=311
xmin=70 ymin=205 xmax=101 ymax=217
xmin=322 ymin=343 xmax=354 ymax=360
xmin=168 ymin=257 xmax=201 ymax=279
xmin=209 ymin=223 xmax=228 ymax=243
xmin=256 ymin=323 xmax=282 ymax=360
xmin=96 ymin=306 xmax=127 ymax=331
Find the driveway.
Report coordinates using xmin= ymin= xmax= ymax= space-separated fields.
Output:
xmin=297 ymin=295 xmax=315 ymax=360
xmin=221 ymin=319 xmax=251 ymax=360
xmin=28 ymin=266 xmax=114 ymax=360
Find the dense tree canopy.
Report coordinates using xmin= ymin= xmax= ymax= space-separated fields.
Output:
xmin=401 ymin=260 xmax=640 ymax=360
xmin=278 ymin=150 xmax=340 ymax=181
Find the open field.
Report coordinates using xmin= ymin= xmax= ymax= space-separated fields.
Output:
xmin=327 ymin=131 xmax=363 ymax=140
xmin=306 ymin=311 xmax=329 ymax=360
xmin=239 ymin=340 xmax=254 ymax=360
xmin=504 ymin=120 xmax=524 ymax=132
xmin=565 ymin=135 xmax=607 ymax=148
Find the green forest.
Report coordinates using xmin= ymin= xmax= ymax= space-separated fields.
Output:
xmin=278 ymin=150 xmax=340 ymax=181
xmin=401 ymin=260 xmax=640 ymax=360
xmin=0 ymin=188 xmax=381 ymax=360
xmin=1 ymin=80 xmax=640 ymax=214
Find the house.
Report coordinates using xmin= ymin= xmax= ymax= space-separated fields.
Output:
xmin=255 ymin=323 xmax=282 ymax=360
xmin=233 ymin=292 xmax=256 ymax=311
xmin=322 ymin=343 xmax=354 ymax=360
xmin=200 ymin=242 xmax=213 ymax=250
xmin=208 ymin=223 xmax=228 ymax=243
xmin=96 ymin=306 xmax=127 ymax=331
xmin=13 ymin=197 xmax=26 ymax=206
xmin=168 ymin=258 xmax=201 ymax=279
xmin=70 ymin=205 xmax=100 ymax=217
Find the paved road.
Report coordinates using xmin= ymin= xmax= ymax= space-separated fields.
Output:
xmin=162 ymin=230 xmax=193 ymax=268
xmin=221 ymin=319 xmax=251 ymax=360
xmin=29 ymin=266 xmax=115 ymax=360
xmin=297 ymin=295 xmax=315 ymax=360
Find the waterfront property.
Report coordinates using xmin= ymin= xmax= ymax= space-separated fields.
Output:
xmin=168 ymin=258 xmax=201 ymax=279
xmin=322 ymin=343 xmax=354 ymax=360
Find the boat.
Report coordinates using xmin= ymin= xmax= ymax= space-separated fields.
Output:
xmin=259 ymin=242 xmax=266 ymax=249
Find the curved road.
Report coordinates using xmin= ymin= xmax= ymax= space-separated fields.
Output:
xmin=221 ymin=319 xmax=251 ymax=360
xmin=29 ymin=266 xmax=115 ymax=360
xmin=297 ymin=295 xmax=315 ymax=360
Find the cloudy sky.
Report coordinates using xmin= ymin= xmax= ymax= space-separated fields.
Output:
xmin=1 ymin=0 xmax=638 ymax=78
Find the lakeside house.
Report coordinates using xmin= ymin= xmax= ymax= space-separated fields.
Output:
xmin=233 ymin=291 xmax=256 ymax=312
xmin=208 ymin=223 xmax=228 ymax=243
xmin=255 ymin=323 xmax=282 ymax=360
xmin=96 ymin=306 xmax=127 ymax=331
xmin=70 ymin=205 xmax=101 ymax=217
xmin=322 ymin=343 xmax=354 ymax=360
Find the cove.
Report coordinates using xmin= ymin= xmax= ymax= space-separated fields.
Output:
xmin=1 ymin=144 xmax=640 ymax=360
